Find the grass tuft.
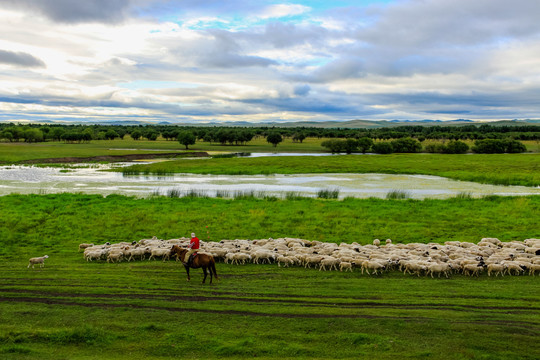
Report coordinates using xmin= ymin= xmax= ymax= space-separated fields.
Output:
xmin=454 ymin=191 xmax=473 ymax=199
xmin=317 ymin=188 xmax=340 ymax=199
xmin=386 ymin=189 xmax=411 ymax=199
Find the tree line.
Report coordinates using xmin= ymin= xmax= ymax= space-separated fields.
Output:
xmin=0 ymin=123 xmax=536 ymax=153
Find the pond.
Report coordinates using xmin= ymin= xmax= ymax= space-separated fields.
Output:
xmin=0 ymin=164 xmax=539 ymax=199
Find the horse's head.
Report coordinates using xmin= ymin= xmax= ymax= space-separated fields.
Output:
xmin=170 ymin=245 xmax=186 ymax=256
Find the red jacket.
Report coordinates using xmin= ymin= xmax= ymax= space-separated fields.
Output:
xmin=189 ymin=237 xmax=200 ymax=250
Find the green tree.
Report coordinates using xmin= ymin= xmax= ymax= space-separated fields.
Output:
xmin=130 ymin=130 xmax=142 ymax=140
xmin=50 ymin=128 xmax=65 ymax=141
xmin=504 ymin=139 xmax=527 ymax=153
xmin=177 ymin=131 xmax=196 ymax=149
xmin=0 ymin=130 xmax=13 ymax=142
xmin=472 ymin=139 xmax=506 ymax=153
xmin=372 ymin=142 xmax=393 ymax=154
xmin=24 ymin=128 xmax=44 ymax=143
xmin=105 ymin=129 xmax=119 ymax=140
xmin=357 ymin=137 xmax=374 ymax=154
xmin=343 ymin=139 xmax=358 ymax=154
xmin=266 ymin=132 xmax=283 ymax=147
xmin=390 ymin=137 xmax=422 ymax=153
xmin=321 ymin=139 xmax=343 ymax=153
xmin=292 ymin=132 xmax=306 ymax=143
xmin=443 ymin=140 xmax=469 ymax=154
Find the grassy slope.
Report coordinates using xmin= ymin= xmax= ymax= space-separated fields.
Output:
xmin=120 ymin=153 xmax=540 ymax=187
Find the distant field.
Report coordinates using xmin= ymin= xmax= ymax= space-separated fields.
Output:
xmin=120 ymin=153 xmax=540 ymax=187
xmin=0 ymin=193 xmax=539 ymax=359
xmin=0 ymin=138 xmax=538 ymax=164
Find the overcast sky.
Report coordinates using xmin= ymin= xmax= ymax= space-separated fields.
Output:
xmin=1 ymin=0 xmax=539 ymax=123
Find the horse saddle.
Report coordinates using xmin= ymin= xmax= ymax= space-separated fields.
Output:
xmin=187 ymin=252 xmax=198 ymax=265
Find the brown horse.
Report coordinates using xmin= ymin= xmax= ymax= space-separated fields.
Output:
xmin=170 ymin=245 xmax=218 ymax=284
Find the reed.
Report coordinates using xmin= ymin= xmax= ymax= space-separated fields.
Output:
xmin=386 ymin=189 xmax=410 ymax=199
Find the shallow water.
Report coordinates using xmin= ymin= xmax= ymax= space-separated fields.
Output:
xmin=0 ymin=164 xmax=539 ymax=199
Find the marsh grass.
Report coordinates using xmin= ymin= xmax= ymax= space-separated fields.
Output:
xmin=284 ymin=191 xmax=307 ymax=200
xmin=455 ymin=191 xmax=473 ymax=199
xmin=215 ymin=190 xmax=230 ymax=198
xmin=386 ymin=189 xmax=411 ymax=199
xmin=317 ymin=188 xmax=340 ymax=199
xmin=212 ymin=152 xmax=252 ymax=158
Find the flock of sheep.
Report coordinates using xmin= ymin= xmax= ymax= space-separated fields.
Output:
xmin=75 ymin=236 xmax=540 ymax=277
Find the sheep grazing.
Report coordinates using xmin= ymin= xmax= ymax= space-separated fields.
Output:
xmin=487 ymin=263 xmax=506 ymax=277
xmin=28 ymin=255 xmax=49 ymax=269
xmin=82 ymin=236 xmax=538 ymax=279
xmin=78 ymin=243 xmax=94 ymax=252
xmin=339 ymin=262 xmax=353 ymax=272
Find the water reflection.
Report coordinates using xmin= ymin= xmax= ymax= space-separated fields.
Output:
xmin=0 ymin=164 xmax=539 ymax=199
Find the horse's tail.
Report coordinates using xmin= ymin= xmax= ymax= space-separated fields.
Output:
xmin=210 ymin=257 xmax=219 ymax=280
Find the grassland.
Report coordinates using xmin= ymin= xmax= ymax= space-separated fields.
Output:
xmin=120 ymin=153 xmax=540 ymax=187
xmin=0 ymin=194 xmax=539 ymax=359
xmin=1 ymin=138 xmax=539 ymax=359
xmin=0 ymin=137 xmax=538 ymax=163
xmin=0 ymin=137 xmax=326 ymax=164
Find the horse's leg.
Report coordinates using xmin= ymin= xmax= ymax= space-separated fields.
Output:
xmin=184 ymin=265 xmax=190 ymax=282
xmin=202 ymin=266 xmax=208 ymax=284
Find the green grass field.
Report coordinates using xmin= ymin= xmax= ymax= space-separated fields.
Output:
xmin=120 ymin=153 xmax=540 ymax=187
xmin=0 ymin=137 xmax=538 ymax=163
xmin=0 ymin=194 xmax=539 ymax=359
xmin=1 ymin=139 xmax=539 ymax=359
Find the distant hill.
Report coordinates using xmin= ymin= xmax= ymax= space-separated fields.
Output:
xmin=213 ymin=119 xmax=540 ymax=129
xmin=2 ymin=118 xmax=539 ymax=128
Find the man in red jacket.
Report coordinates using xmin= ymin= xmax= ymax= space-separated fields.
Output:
xmin=185 ymin=232 xmax=200 ymax=266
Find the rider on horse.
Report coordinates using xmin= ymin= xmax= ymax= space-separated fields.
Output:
xmin=185 ymin=232 xmax=200 ymax=266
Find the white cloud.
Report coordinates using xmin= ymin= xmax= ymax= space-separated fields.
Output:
xmin=0 ymin=0 xmax=539 ymax=123
xmin=258 ymin=3 xmax=311 ymax=19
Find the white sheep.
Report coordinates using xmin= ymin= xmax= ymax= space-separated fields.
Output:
xmin=361 ymin=260 xmax=385 ymax=275
xmin=148 ymin=247 xmax=171 ymax=261
xmin=528 ymin=264 xmax=540 ymax=276
xmin=487 ymin=263 xmax=506 ymax=277
xmin=28 ymin=255 xmax=49 ymax=268
xmin=462 ymin=263 xmax=483 ymax=276
xmin=339 ymin=261 xmax=353 ymax=272
xmin=78 ymin=243 xmax=94 ymax=252
xmin=319 ymin=257 xmax=340 ymax=271
xmin=427 ymin=263 xmax=451 ymax=278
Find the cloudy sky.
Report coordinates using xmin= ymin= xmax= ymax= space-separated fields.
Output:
xmin=1 ymin=0 xmax=539 ymax=124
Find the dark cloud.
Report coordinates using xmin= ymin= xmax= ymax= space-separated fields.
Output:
xmin=293 ymin=84 xmax=311 ymax=96
xmin=0 ymin=49 xmax=45 ymax=68
xmin=357 ymin=0 xmax=540 ymax=48
xmin=0 ymin=0 xmax=132 ymax=24
xmin=0 ymin=0 xmax=267 ymax=24
xmin=367 ymin=88 xmax=540 ymax=109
